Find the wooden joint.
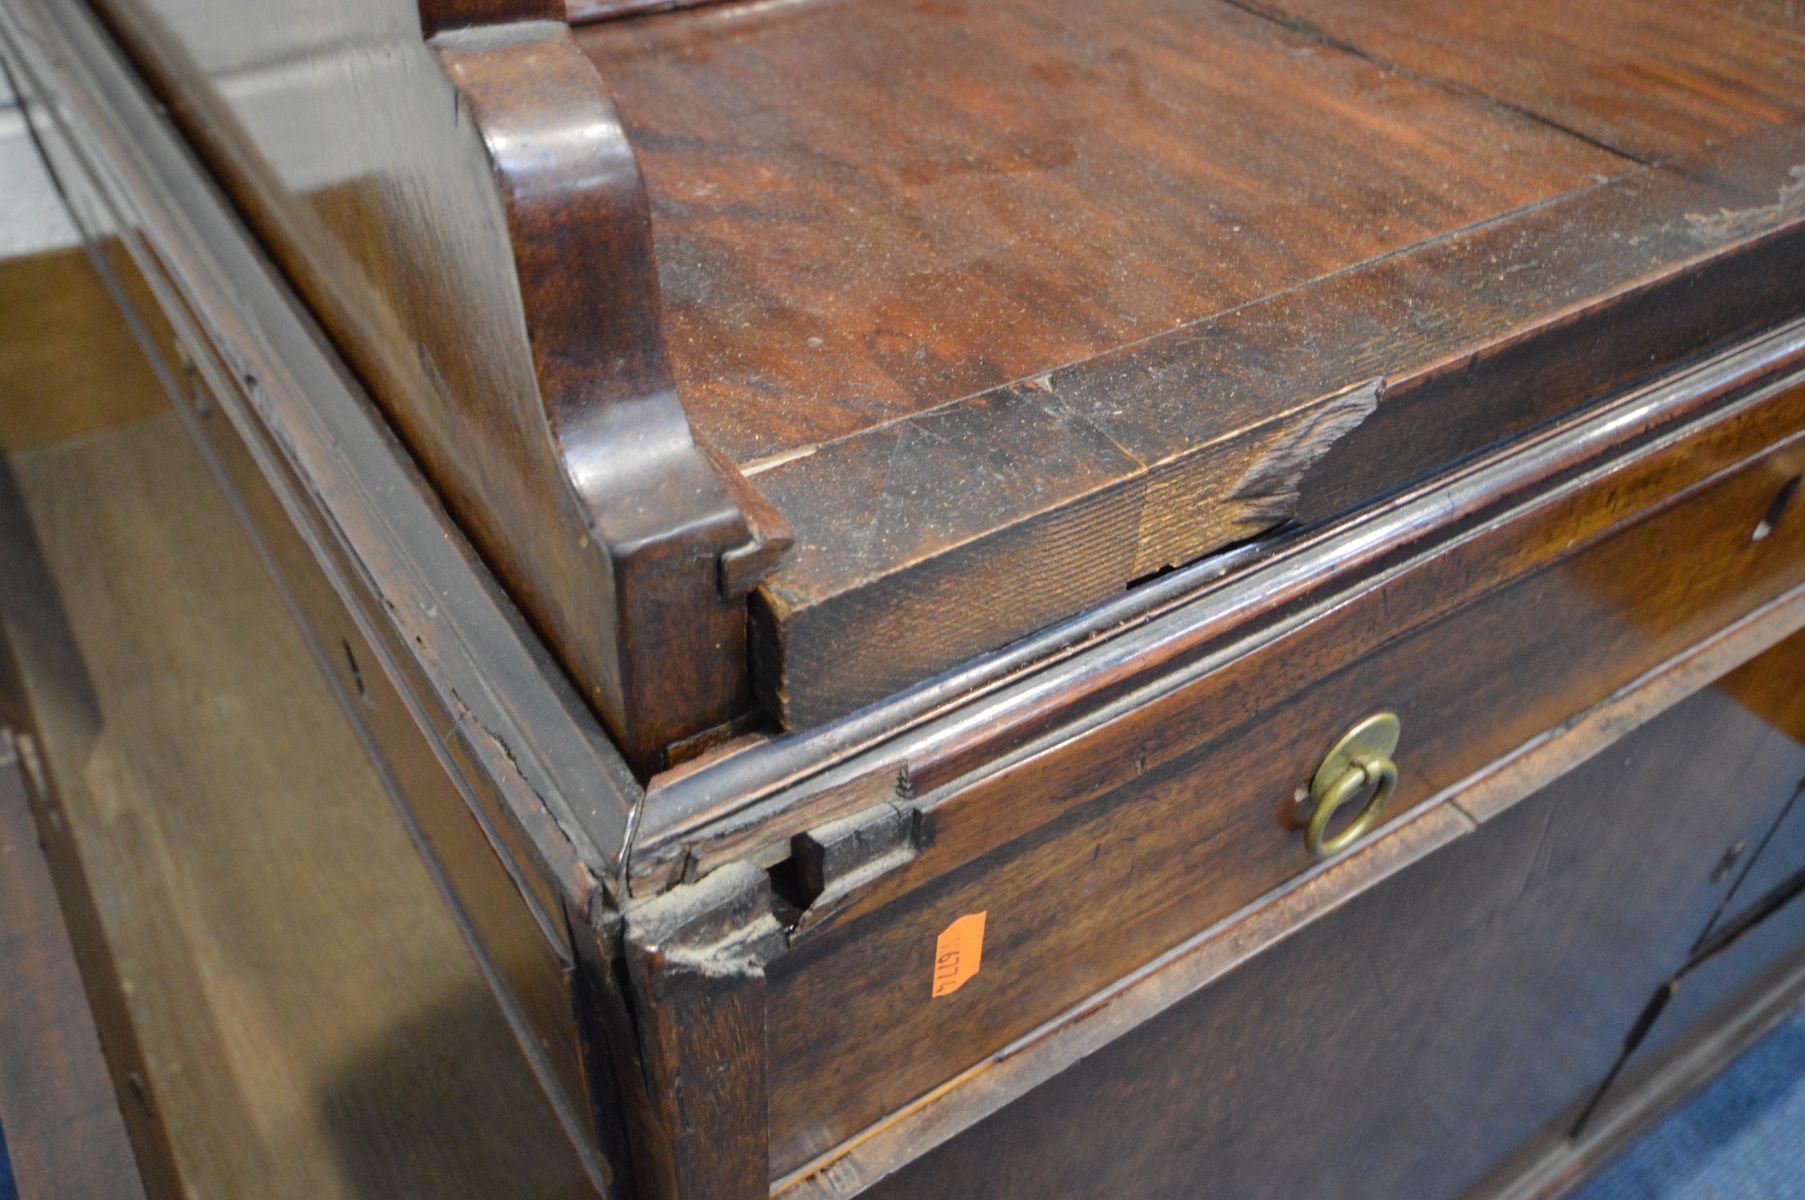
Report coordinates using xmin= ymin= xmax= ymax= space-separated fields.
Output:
xmin=702 ymin=439 xmax=795 ymax=599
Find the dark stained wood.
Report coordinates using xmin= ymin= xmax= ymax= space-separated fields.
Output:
xmin=1587 ymin=893 xmax=1805 ymax=1139
xmin=0 ymin=415 xmax=598 ymax=1198
xmin=69 ymin=0 xmax=771 ymax=770
xmin=621 ymin=863 xmax=781 ymax=1200
xmin=847 ymin=658 xmax=1805 ymax=1200
xmin=1244 ymin=0 xmax=1805 ymax=162
xmin=0 ymin=739 xmax=147 ymax=1200
xmin=578 ymin=0 xmax=1805 ymax=728
xmin=749 ymin=122 xmax=1805 ymax=725
xmin=582 ymin=0 xmax=1626 ymax=465
xmin=1490 ymin=950 xmax=1805 ymax=1200
xmin=434 ymin=24 xmax=779 ymax=770
xmin=774 ymin=575 xmax=1805 ymax=1198
xmin=757 ymin=350 xmax=1805 ymax=1171
xmin=634 ymin=324 xmax=1805 ymax=894
xmin=419 ymin=0 xmax=561 ymax=33
xmin=17 ymin=1 xmax=1805 ymax=1197
xmin=567 ymin=0 xmax=732 ymax=21
xmin=1573 ymin=630 xmax=1805 ymax=1130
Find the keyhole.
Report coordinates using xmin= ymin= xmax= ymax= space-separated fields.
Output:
xmin=1752 ymin=474 xmax=1801 ymax=543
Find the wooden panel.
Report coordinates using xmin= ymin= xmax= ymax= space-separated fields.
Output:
xmin=13 ymin=84 xmax=630 ymax=1175
xmin=758 ymin=358 xmax=1805 ymax=1173
xmin=1247 ymin=0 xmax=1805 ymax=162
xmin=0 ymin=0 xmax=641 ymax=900
xmin=0 ymin=415 xmax=597 ymax=1199
xmin=583 ymin=0 xmax=1624 ymax=465
xmin=0 ymin=740 xmax=146 ymax=1200
xmin=1576 ymin=631 xmax=1805 ymax=1129
xmin=172 ymin=340 xmax=611 ymax=1176
xmin=1701 ymin=632 xmax=1805 ymax=935
xmin=848 ymin=656 xmax=1805 ymax=1200
xmin=0 ymin=248 xmax=164 ymax=452
xmin=1588 ymin=894 xmax=1805 ymax=1141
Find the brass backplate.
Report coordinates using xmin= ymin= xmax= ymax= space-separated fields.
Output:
xmin=1311 ymin=712 xmax=1402 ymax=798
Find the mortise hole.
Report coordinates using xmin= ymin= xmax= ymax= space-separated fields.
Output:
xmin=765 ymin=854 xmax=818 ymax=920
xmin=1752 ymin=474 xmax=1801 ymax=543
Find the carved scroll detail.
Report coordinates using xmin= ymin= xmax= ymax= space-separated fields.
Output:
xmin=435 ymin=23 xmax=788 ymax=770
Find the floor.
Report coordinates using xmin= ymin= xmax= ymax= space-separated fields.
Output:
xmin=1571 ymin=1006 xmax=1805 ymax=1200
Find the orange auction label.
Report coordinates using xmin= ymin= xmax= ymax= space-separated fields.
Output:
xmin=931 ymin=911 xmax=987 ymax=998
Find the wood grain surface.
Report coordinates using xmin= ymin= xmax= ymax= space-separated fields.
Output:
xmin=1244 ymin=0 xmax=1805 ymax=162
xmin=582 ymin=0 xmax=1625 ymax=464
xmin=0 ymin=247 xmax=164 ymax=452
xmin=0 ymin=414 xmax=596 ymax=1199
xmin=631 ymin=325 xmax=1805 ymax=895
xmin=69 ymin=0 xmax=768 ymax=769
xmin=582 ymin=0 xmax=1805 ymax=728
xmin=758 ymin=363 xmax=1805 ymax=1172
xmin=770 ymin=576 xmax=1805 ymax=1199
xmin=848 ymin=650 xmax=1805 ymax=1200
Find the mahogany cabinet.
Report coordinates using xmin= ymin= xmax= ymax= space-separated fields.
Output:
xmin=3 ymin=0 xmax=1805 ymax=1197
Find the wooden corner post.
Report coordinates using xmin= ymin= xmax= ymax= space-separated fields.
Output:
xmin=616 ymin=862 xmax=780 ymax=1200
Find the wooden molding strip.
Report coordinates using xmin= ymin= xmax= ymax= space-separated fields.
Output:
xmin=636 ymin=321 xmax=1805 ymax=893
xmin=420 ymin=0 xmax=563 ymax=34
xmin=566 ymin=0 xmax=737 ymax=21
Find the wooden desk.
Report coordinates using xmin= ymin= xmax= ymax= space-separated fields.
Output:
xmin=3 ymin=1 xmax=1805 ymax=1197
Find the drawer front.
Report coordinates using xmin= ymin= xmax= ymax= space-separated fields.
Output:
xmin=849 ymin=648 xmax=1805 ymax=1200
xmin=764 ymin=370 xmax=1805 ymax=1173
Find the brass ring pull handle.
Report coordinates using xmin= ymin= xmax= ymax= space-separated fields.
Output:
xmin=1304 ymin=713 xmax=1402 ymax=860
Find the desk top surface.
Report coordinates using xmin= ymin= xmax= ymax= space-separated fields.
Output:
xmin=579 ymin=0 xmax=1805 ymax=723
